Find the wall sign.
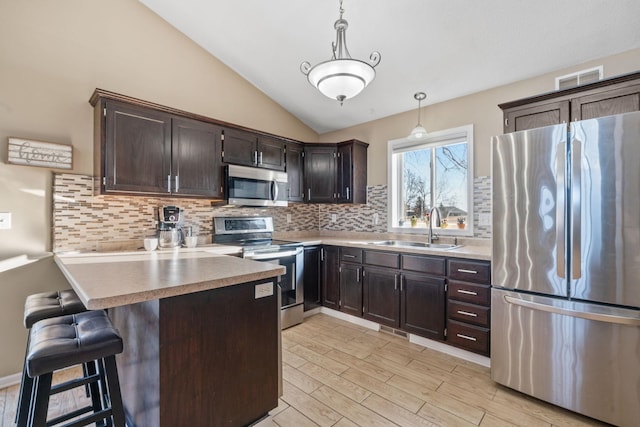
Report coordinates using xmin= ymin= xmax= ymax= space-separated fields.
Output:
xmin=7 ymin=137 xmax=73 ymax=169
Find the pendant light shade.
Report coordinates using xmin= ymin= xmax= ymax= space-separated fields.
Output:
xmin=301 ymin=1 xmax=381 ymax=105
xmin=408 ymin=92 xmax=427 ymax=140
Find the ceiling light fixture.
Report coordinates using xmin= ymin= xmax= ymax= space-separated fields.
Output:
xmin=300 ymin=0 xmax=381 ymax=105
xmin=408 ymin=92 xmax=427 ymax=140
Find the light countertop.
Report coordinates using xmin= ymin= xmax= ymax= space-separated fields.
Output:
xmin=54 ymin=249 xmax=285 ymax=310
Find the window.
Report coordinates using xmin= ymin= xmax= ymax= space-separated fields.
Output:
xmin=387 ymin=124 xmax=474 ymax=235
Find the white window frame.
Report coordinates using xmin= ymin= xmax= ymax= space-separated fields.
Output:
xmin=387 ymin=124 xmax=474 ymax=236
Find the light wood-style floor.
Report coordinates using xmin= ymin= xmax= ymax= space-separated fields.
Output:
xmin=0 ymin=313 xmax=607 ymax=427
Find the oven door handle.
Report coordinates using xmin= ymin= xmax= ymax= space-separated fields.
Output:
xmin=271 ymin=180 xmax=278 ymax=202
xmin=246 ymin=248 xmax=302 ymax=260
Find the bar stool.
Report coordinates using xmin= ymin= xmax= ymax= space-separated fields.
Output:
xmin=23 ymin=310 xmax=125 ymax=427
xmin=16 ymin=290 xmax=88 ymax=424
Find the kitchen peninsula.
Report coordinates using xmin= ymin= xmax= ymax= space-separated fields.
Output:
xmin=54 ymin=250 xmax=285 ymax=427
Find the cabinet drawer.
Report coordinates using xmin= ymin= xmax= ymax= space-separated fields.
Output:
xmin=447 ymin=320 xmax=490 ymax=355
xmin=448 ymin=281 xmax=490 ymax=306
xmin=341 ymin=247 xmax=362 ymax=263
xmin=448 ymin=300 xmax=490 ymax=327
xmin=401 ymin=254 xmax=446 ymax=276
xmin=364 ymin=251 xmax=399 ymax=268
xmin=448 ymin=259 xmax=490 ymax=284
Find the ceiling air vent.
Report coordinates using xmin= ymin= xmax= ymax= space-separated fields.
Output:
xmin=555 ymin=66 xmax=603 ymax=90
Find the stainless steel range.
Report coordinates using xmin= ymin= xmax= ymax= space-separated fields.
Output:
xmin=213 ymin=216 xmax=304 ymax=329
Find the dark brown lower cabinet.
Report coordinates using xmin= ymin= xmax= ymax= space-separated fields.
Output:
xmin=109 ymin=279 xmax=278 ymax=426
xmin=401 ymin=272 xmax=446 ymax=341
xmin=321 ymin=246 xmax=340 ymax=310
xmin=363 ymin=266 xmax=399 ymax=328
xmin=339 ymin=262 xmax=362 ymax=317
xmin=303 ymin=246 xmax=322 ymax=311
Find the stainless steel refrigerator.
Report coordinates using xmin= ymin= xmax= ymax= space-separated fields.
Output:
xmin=491 ymin=111 xmax=640 ymax=426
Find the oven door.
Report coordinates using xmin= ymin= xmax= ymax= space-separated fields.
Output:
xmin=226 ymin=165 xmax=288 ymax=207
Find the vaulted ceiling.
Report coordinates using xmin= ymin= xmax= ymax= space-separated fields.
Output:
xmin=139 ymin=0 xmax=640 ymax=134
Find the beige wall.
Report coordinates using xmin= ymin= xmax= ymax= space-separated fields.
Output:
xmin=321 ymin=48 xmax=640 ymax=184
xmin=0 ymin=0 xmax=317 ymax=377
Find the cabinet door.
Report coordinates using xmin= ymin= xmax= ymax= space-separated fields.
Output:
xmin=571 ymin=84 xmax=640 ymax=120
xmin=363 ymin=266 xmax=399 ymax=328
xmin=285 ymin=142 xmax=304 ymax=202
xmin=257 ymin=136 xmax=285 ymax=171
xmin=172 ymin=118 xmax=224 ymax=198
xmin=223 ymin=128 xmax=257 ymax=167
xmin=504 ymin=100 xmax=570 ymax=133
xmin=303 ymin=246 xmax=322 ymax=311
xmin=340 ymin=262 xmax=362 ymax=317
xmin=401 ymin=272 xmax=446 ymax=340
xmin=322 ymin=246 xmax=340 ymax=310
xmin=337 ymin=143 xmax=352 ymax=202
xmin=104 ymin=100 xmax=172 ymax=194
xmin=304 ymin=145 xmax=336 ymax=203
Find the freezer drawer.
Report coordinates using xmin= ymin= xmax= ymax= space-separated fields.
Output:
xmin=491 ymin=288 xmax=640 ymax=427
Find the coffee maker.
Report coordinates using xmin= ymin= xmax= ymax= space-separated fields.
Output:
xmin=157 ymin=206 xmax=182 ymax=248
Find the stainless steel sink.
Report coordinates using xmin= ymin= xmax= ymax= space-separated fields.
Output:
xmin=369 ymin=240 xmax=461 ymax=250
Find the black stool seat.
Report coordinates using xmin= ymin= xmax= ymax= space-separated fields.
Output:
xmin=27 ymin=310 xmax=123 ymax=377
xmin=21 ymin=310 xmax=125 ymax=427
xmin=24 ymin=289 xmax=86 ymax=328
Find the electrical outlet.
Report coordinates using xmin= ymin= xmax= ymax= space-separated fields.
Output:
xmin=372 ymin=213 xmax=379 ymax=225
xmin=254 ymin=283 xmax=273 ymax=299
xmin=0 ymin=212 xmax=11 ymax=230
xmin=286 ymin=214 xmax=292 ymax=223
xmin=331 ymin=214 xmax=337 ymax=223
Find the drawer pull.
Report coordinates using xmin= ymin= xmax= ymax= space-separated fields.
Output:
xmin=457 ymin=289 xmax=478 ymax=296
xmin=456 ymin=333 xmax=477 ymax=342
xmin=457 ymin=310 xmax=478 ymax=317
xmin=457 ymin=268 xmax=477 ymax=274
xmin=343 ymin=254 xmax=357 ymax=258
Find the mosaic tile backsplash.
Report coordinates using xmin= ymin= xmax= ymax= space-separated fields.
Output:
xmin=52 ymin=174 xmax=491 ymax=252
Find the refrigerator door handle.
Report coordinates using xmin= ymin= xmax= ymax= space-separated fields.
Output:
xmin=556 ymin=142 xmax=566 ymax=278
xmin=571 ymin=139 xmax=582 ymax=279
xmin=503 ymin=295 xmax=640 ymax=326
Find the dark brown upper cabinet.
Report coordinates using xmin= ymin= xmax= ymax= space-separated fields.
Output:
xmin=304 ymin=140 xmax=368 ymax=204
xmin=500 ymin=71 xmax=640 ymax=133
xmin=285 ymin=141 xmax=304 ymax=202
xmin=304 ymin=144 xmax=337 ymax=203
xmin=222 ymin=128 xmax=285 ymax=171
xmin=91 ymin=94 xmax=223 ymax=198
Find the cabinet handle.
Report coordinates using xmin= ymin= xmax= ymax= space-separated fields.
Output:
xmin=399 ymin=275 xmax=403 ymax=292
xmin=175 ymin=175 xmax=179 ymax=192
xmin=254 ymin=151 xmax=258 ymax=165
xmin=167 ymin=175 xmax=171 ymax=193
xmin=307 ymin=189 xmax=311 ymax=200
xmin=356 ymin=267 xmax=360 ymax=282
xmin=456 ymin=310 xmax=478 ymax=317
xmin=457 ymin=289 xmax=478 ymax=296
xmin=456 ymin=333 xmax=477 ymax=342
xmin=320 ymin=248 xmax=324 ymax=262
xmin=259 ymin=151 xmax=263 ymax=165
xmin=394 ymin=274 xmax=397 ymax=291
xmin=346 ymin=187 xmax=350 ymax=200
xmin=343 ymin=254 xmax=356 ymax=258
xmin=457 ymin=269 xmax=477 ymax=274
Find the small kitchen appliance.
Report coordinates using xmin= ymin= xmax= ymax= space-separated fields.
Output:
xmin=157 ymin=206 xmax=183 ymax=248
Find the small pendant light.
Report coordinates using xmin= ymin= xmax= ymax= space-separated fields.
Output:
xmin=408 ymin=92 xmax=427 ymax=140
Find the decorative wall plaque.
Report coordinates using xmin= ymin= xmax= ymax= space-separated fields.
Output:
xmin=7 ymin=137 xmax=73 ymax=169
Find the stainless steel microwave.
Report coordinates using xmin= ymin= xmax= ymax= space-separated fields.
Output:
xmin=226 ymin=164 xmax=288 ymax=207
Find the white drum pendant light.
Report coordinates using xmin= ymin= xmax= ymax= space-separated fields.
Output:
xmin=301 ymin=0 xmax=381 ymax=105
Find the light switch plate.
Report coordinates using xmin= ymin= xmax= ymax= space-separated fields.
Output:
xmin=255 ymin=283 xmax=273 ymax=299
xmin=479 ymin=213 xmax=491 ymax=226
xmin=286 ymin=214 xmax=292 ymax=223
xmin=331 ymin=214 xmax=337 ymax=223
xmin=0 ymin=212 xmax=11 ymax=230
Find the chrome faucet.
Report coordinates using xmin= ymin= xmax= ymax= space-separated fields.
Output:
xmin=428 ymin=207 xmax=441 ymax=243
